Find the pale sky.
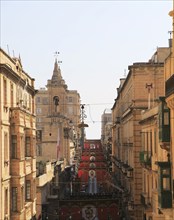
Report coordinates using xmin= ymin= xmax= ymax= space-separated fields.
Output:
xmin=1 ymin=0 xmax=173 ymax=139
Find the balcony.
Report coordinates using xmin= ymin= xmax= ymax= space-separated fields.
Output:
xmin=115 ymin=117 xmax=121 ymax=124
xmin=36 ymin=162 xmax=54 ymax=187
xmin=156 ymin=161 xmax=172 ymax=209
xmin=139 ymin=151 xmax=152 ymax=167
xmin=121 ymin=163 xmax=129 ymax=175
xmin=140 ymin=193 xmax=152 ymax=209
xmin=37 ymin=172 xmax=53 ymax=187
xmin=166 ymin=74 xmax=174 ymax=97
xmin=118 ymin=161 xmax=124 ymax=169
xmin=121 ymin=163 xmax=133 ymax=178
xmin=159 ymin=97 xmax=170 ymax=150
xmin=111 ymin=156 xmax=121 ymax=168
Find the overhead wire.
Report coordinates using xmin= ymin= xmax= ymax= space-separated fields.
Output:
xmin=0 ymin=101 xmax=114 ymax=106
xmin=86 ymin=104 xmax=95 ymax=124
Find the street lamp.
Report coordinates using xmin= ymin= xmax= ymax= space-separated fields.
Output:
xmin=78 ymin=104 xmax=88 ymax=150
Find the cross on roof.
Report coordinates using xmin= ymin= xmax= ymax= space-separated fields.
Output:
xmin=54 ymin=51 xmax=62 ymax=64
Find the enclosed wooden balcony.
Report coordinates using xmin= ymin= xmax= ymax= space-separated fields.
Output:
xmin=159 ymin=97 xmax=170 ymax=150
xmin=156 ymin=161 xmax=172 ymax=209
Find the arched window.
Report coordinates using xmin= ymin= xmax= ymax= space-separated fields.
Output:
xmin=53 ymin=96 xmax=59 ymax=112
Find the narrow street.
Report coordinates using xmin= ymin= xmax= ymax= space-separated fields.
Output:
xmin=46 ymin=140 xmax=122 ymax=220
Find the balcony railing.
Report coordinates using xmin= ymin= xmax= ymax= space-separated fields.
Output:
xmin=139 ymin=151 xmax=152 ymax=167
xmin=121 ymin=163 xmax=129 ymax=175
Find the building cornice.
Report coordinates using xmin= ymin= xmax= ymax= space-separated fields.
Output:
xmin=0 ymin=64 xmax=35 ymax=96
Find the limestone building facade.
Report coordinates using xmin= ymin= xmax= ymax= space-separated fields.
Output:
xmin=138 ymin=7 xmax=174 ymax=219
xmin=35 ymin=59 xmax=81 ymax=167
xmin=139 ymin=97 xmax=171 ymax=220
xmin=152 ymin=6 xmax=174 ymax=220
xmin=0 ymin=48 xmax=36 ymax=220
xmin=111 ymin=47 xmax=170 ymax=220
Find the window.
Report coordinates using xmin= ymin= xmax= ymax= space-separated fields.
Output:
xmin=154 ymin=130 xmax=157 ymax=154
xmin=36 ymin=108 xmax=42 ymax=114
xmin=36 ymin=130 xmax=42 ymax=142
xmin=5 ymin=188 xmax=8 ymax=214
xmin=68 ymin=96 xmax=73 ymax=103
xmin=21 ymin=186 xmax=24 ymax=209
xmin=3 ymin=78 xmax=7 ymax=105
xmin=26 ymin=180 xmax=31 ymax=200
xmin=25 ymin=137 xmax=31 ymax=157
xmin=164 ymin=112 xmax=169 ymax=125
xmin=20 ymin=135 xmax=24 ymax=158
xmin=32 ymin=97 xmax=35 ymax=114
xmin=68 ymin=106 xmax=73 ymax=114
xmin=4 ymin=132 xmax=8 ymax=163
xmin=11 ymin=135 xmax=17 ymax=159
xmin=163 ymin=177 xmax=170 ymax=190
xmin=36 ymin=96 xmax=41 ymax=103
xmin=150 ymin=131 xmax=152 ymax=154
xmin=53 ymin=96 xmax=59 ymax=106
xmin=29 ymin=96 xmax=31 ymax=111
xmin=42 ymin=97 xmax=49 ymax=104
xmin=162 ymin=169 xmax=170 ymax=175
xmin=10 ymin=83 xmax=14 ymax=107
xmin=33 ymin=179 xmax=36 ymax=198
xmin=36 ymin=118 xmax=42 ymax=123
xmin=117 ymin=127 xmax=120 ymax=143
xmin=141 ymin=132 xmax=145 ymax=150
xmin=143 ymin=172 xmax=146 ymax=192
xmin=12 ymin=187 xmax=17 ymax=211
xmin=23 ymin=93 xmax=27 ymax=108
xmin=36 ymin=144 xmax=42 ymax=156
xmin=146 ymin=132 xmax=149 ymax=151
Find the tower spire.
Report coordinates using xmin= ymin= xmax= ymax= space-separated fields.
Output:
xmin=51 ymin=52 xmax=67 ymax=88
xmin=54 ymin=58 xmax=59 ymax=72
